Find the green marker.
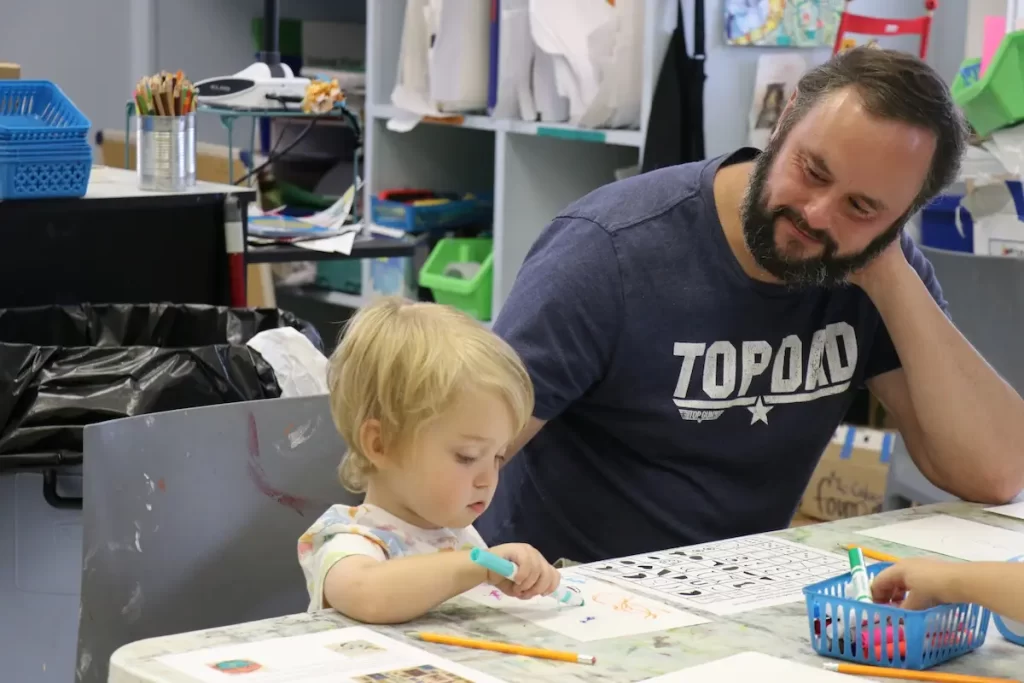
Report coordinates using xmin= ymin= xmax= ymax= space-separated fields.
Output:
xmin=847 ymin=547 xmax=873 ymax=603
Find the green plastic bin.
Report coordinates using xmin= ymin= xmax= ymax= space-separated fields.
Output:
xmin=953 ymin=31 xmax=1024 ymax=137
xmin=418 ymin=238 xmax=493 ymax=321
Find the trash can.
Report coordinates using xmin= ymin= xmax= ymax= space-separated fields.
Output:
xmin=0 ymin=302 xmax=322 ymax=683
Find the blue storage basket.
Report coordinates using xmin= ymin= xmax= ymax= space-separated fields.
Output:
xmin=370 ymin=193 xmax=492 ymax=234
xmin=0 ymin=80 xmax=91 ymax=143
xmin=803 ymin=563 xmax=990 ymax=670
xmin=0 ymin=142 xmax=92 ymax=200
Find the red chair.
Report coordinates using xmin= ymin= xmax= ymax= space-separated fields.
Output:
xmin=832 ymin=0 xmax=938 ymax=59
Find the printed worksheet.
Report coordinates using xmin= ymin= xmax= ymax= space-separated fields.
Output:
xmin=858 ymin=514 xmax=1024 ymax=561
xmin=986 ymin=501 xmax=1024 ymax=523
xmin=155 ymin=626 xmax=506 ymax=683
xmin=638 ymin=652 xmax=855 ymax=682
xmin=575 ymin=536 xmax=850 ymax=616
xmin=460 ymin=569 xmax=707 ymax=641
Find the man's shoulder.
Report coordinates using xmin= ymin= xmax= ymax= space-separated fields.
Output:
xmin=557 ymin=160 xmax=712 ymax=235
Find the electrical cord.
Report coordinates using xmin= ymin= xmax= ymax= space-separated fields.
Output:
xmin=232 ymin=98 xmax=364 ymax=187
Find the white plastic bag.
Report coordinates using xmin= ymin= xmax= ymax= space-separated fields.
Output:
xmin=246 ymin=327 xmax=329 ymax=398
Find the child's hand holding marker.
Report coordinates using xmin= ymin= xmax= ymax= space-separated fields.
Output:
xmin=471 ymin=547 xmax=581 ymax=605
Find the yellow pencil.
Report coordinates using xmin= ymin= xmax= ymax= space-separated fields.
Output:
xmin=412 ymin=632 xmax=596 ymax=665
xmin=823 ymin=662 xmax=1020 ymax=682
xmin=842 ymin=544 xmax=901 ymax=563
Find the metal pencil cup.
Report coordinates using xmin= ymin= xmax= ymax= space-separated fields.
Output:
xmin=136 ymin=114 xmax=196 ymax=191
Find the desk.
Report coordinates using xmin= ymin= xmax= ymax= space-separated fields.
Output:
xmin=108 ymin=502 xmax=1023 ymax=683
xmin=0 ymin=166 xmax=255 ymax=308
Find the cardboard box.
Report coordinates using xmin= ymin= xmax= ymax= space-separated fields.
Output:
xmin=799 ymin=424 xmax=894 ymax=522
xmin=0 ymin=62 xmax=20 ymax=79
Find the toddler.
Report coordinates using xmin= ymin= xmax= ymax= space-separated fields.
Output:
xmin=298 ymin=297 xmax=560 ymax=623
xmin=872 ymin=558 xmax=1024 ymax=621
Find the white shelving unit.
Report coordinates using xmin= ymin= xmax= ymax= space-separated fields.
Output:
xmin=363 ymin=0 xmax=677 ymax=320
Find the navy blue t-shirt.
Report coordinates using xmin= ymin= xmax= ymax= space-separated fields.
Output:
xmin=475 ymin=148 xmax=947 ymax=563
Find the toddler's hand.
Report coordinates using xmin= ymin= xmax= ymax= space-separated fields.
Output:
xmin=871 ymin=558 xmax=961 ymax=611
xmin=487 ymin=543 xmax=561 ymax=600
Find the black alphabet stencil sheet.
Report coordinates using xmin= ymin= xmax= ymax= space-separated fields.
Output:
xmin=576 ymin=536 xmax=850 ymax=616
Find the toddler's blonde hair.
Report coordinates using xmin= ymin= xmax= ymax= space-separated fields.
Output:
xmin=328 ymin=296 xmax=533 ymax=493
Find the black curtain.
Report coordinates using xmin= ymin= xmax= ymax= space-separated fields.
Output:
xmin=641 ymin=0 xmax=706 ymax=172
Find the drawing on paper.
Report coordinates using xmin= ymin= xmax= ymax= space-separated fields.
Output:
xmin=577 ymin=536 xmax=849 ymax=616
xmin=207 ymin=659 xmax=263 ymax=675
xmin=859 ymin=514 xmax=1024 ymax=562
xmin=325 ymin=640 xmax=387 ymax=656
xmin=353 ymin=664 xmax=475 ymax=682
xmin=460 ymin=571 xmax=708 ymax=641
xmin=725 ymin=0 xmax=844 ymax=47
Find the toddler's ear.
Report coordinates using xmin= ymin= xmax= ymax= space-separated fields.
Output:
xmin=358 ymin=419 xmax=388 ymax=468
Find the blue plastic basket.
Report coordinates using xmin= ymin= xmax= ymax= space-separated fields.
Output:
xmin=803 ymin=563 xmax=990 ymax=670
xmin=0 ymin=142 xmax=92 ymax=200
xmin=370 ymin=193 xmax=492 ymax=234
xmin=0 ymin=80 xmax=91 ymax=143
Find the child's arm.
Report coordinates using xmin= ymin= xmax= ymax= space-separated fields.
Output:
xmin=324 ymin=550 xmax=485 ymax=624
xmin=323 ymin=542 xmax=560 ymax=624
xmin=872 ymin=558 xmax=1024 ymax=621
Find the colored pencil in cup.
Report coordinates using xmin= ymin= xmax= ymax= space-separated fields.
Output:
xmin=412 ymin=632 xmax=596 ymax=665
xmin=842 ymin=544 xmax=901 ymax=564
xmin=822 ymin=662 xmax=1020 ymax=682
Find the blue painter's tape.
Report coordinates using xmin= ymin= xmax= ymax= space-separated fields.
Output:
xmin=880 ymin=432 xmax=894 ymax=464
xmin=839 ymin=427 xmax=856 ymax=460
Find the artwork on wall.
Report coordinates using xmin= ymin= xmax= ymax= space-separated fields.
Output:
xmin=725 ymin=0 xmax=845 ymax=47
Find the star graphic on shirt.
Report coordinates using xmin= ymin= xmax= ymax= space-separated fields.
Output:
xmin=748 ymin=396 xmax=773 ymax=425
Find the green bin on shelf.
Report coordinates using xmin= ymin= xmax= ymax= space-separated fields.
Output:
xmin=953 ymin=31 xmax=1024 ymax=137
xmin=418 ymin=238 xmax=493 ymax=322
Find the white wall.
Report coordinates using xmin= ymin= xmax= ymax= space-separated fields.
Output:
xmin=0 ymin=0 xmax=151 ymax=136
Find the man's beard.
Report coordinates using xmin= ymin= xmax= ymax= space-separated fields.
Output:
xmin=739 ymin=139 xmax=904 ymax=289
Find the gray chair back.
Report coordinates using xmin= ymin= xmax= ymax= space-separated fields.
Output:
xmin=76 ymin=395 xmax=358 ymax=683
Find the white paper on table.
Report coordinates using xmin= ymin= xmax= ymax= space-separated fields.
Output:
xmin=858 ymin=514 xmax=1024 ymax=561
xmin=460 ymin=568 xmax=707 ymax=641
xmin=575 ymin=535 xmax=849 ymax=616
xmin=985 ymin=501 xmax=1024 ymax=522
xmin=296 ymin=231 xmax=358 ymax=256
xmin=637 ymin=652 xmax=855 ymax=683
xmin=748 ymin=54 xmax=807 ymax=150
xmin=154 ymin=626 xmax=507 ymax=683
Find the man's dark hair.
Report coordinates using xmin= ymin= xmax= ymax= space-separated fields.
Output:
xmin=776 ymin=47 xmax=969 ymax=214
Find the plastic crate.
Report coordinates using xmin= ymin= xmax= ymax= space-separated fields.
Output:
xmin=418 ymin=238 xmax=493 ymax=321
xmin=919 ymin=194 xmax=972 ymax=253
xmin=953 ymin=31 xmax=1024 ymax=137
xmin=370 ymin=193 xmax=491 ymax=234
xmin=804 ymin=563 xmax=990 ymax=670
xmin=0 ymin=81 xmax=91 ymax=143
xmin=0 ymin=142 xmax=92 ymax=200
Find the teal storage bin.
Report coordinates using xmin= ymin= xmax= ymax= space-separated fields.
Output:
xmin=418 ymin=238 xmax=493 ymax=321
xmin=316 ymin=261 xmax=361 ymax=295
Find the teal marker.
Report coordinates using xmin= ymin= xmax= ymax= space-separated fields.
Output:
xmin=847 ymin=547 xmax=873 ymax=603
xmin=470 ymin=547 xmax=585 ymax=607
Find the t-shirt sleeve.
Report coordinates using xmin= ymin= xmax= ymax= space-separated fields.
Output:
xmin=297 ymin=521 xmax=388 ymax=611
xmin=493 ymin=216 xmax=624 ymax=421
xmin=863 ymin=232 xmax=949 ymax=381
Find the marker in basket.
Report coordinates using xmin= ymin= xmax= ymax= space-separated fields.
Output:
xmin=412 ymin=632 xmax=595 ymax=665
xmin=822 ymin=662 xmax=1019 ymax=682
xmin=847 ymin=547 xmax=873 ymax=603
xmin=469 ymin=547 xmax=585 ymax=607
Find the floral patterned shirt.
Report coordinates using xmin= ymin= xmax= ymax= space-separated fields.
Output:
xmin=297 ymin=503 xmax=486 ymax=611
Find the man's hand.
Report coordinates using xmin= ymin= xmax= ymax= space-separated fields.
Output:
xmin=486 ymin=543 xmax=561 ymax=600
xmin=846 ymin=235 xmax=909 ymax=295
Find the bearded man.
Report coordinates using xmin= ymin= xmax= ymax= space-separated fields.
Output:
xmin=475 ymin=47 xmax=1024 ymax=563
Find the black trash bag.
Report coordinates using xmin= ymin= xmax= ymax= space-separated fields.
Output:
xmin=0 ymin=303 xmax=323 ymax=470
